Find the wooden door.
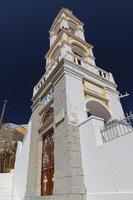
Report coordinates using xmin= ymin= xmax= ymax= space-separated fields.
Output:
xmin=41 ymin=129 xmax=54 ymax=196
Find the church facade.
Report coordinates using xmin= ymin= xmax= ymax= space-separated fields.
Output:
xmin=13 ymin=8 xmax=133 ymax=200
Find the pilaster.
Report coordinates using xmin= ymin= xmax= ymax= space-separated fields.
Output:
xmin=53 ymin=72 xmax=86 ymax=200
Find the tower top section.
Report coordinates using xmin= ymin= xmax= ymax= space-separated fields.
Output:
xmin=48 ymin=7 xmax=86 ymax=49
xmin=49 ymin=8 xmax=84 ymax=34
xmin=33 ymin=8 xmax=116 ymax=97
xmin=43 ymin=8 xmax=96 ymax=80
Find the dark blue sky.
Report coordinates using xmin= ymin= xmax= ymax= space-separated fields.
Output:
xmin=0 ymin=0 xmax=133 ymax=124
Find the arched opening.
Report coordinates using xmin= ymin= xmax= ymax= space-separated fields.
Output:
xmin=86 ymin=100 xmax=112 ymax=122
xmin=72 ymin=43 xmax=87 ymax=58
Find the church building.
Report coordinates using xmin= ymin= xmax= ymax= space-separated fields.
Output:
xmin=12 ymin=8 xmax=133 ymax=200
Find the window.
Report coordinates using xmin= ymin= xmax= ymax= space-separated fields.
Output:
xmin=77 ymin=59 xmax=81 ymax=65
xmin=103 ymin=73 xmax=106 ymax=78
xmin=99 ymin=70 xmax=102 ymax=77
xmin=87 ymin=111 xmax=91 ymax=118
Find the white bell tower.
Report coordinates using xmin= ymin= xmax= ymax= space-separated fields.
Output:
xmin=25 ymin=8 xmax=126 ymax=200
xmin=33 ymin=7 xmax=124 ymax=124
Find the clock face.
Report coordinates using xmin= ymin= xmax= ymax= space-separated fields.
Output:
xmin=44 ymin=88 xmax=53 ymax=106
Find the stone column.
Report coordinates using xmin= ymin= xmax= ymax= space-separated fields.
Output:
xmin=53 ymin=71 xmax=86 ymax=200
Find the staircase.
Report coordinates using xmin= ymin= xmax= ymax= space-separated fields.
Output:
xmin=0 ymin=172 xmax=13 ymax=200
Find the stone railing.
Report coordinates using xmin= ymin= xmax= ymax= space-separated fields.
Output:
xmin=45 ymin=60 xmax=58 ymax=79
xmin=67 ymin=52 xmax=114 ymax=83
xmin=33 ymin=51 xmax=115 ymax=97
xmin=33 ymin=74 xmax=45 ymax=97
xmin=33 ymin=61 xmax=57 ymax=97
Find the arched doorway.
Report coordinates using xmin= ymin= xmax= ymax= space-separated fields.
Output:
xmin=86 ymin=100 xmax=112 ymax=122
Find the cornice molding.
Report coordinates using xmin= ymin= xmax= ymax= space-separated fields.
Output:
xmin=31 ymin=98 xmax=41 ymax=112
xmin=84 ymin=89 xmax=109 ymax=103
xmin=105 ymin=86 xmax=119 ymax=95
xmin=39 ymin=97 xmax=54 ymax=116
xmin=83 ymin=77 xmax=105 ymax=89
xmin=31 ymin=58 xmax=118 ymax=109
xmin=32 ymin=81 xmax=52 ymax=106
xmin=39 ymin=124 xmax=54 ymax=137
xmin=32 ymin=59 xmax=65 ymax=103
xmin=64 ymin=59 xmax=117 ymax=89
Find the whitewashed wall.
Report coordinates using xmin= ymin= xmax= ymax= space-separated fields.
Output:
xmin=65 ymin=71 xmax=87 ymax=124
xmin=79 ymin=116 xmax=133 ymax=200
xmin=107 ymin=90 xmax=125 ymax=119
xmin=13 ymin=120 xmax=32 ymax=200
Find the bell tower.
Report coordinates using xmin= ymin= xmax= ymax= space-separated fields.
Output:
xmin=39 ymin=7 xmax=124 ymax=123
xmin=44 ymin=8 xmax=95 ymax=81
xmin=25 ymin=8 xmax=125 ymax=200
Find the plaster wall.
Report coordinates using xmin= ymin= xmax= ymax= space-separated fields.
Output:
xmin=65 ymin=61 xmax=124 ymax=121
xmin=65 ymin=71 xmax=87 ymax=124
xmin=13 ymin=120 xmax=32 ymax=200
xmin=79 ymin=116 xmax=133 ymax=200
xmin=24 ymin=103 xmax=43 ymax=198
xmin=107 ymin=91 xmax=125 ymax=119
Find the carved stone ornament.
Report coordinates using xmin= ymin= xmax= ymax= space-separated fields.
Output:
xmin=39 ymin=107 xmax=54 ymax=133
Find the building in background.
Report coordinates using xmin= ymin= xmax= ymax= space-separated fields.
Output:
xmin=0 ymin=123 xmax=27 ymax=173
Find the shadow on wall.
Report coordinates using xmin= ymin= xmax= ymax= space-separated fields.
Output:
xmin=86 ymin=100 xmax=112 ymax=123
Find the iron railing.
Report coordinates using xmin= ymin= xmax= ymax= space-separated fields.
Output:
xmin=101 ymin=112 xmax=133 ymax=143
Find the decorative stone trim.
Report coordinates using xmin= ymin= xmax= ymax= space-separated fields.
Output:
xmin=38 ymin=107 xmax=54 ymax=134
xmin=64 ymin=58 xmax=117 ymax=89
xmin=32 ymin=81 xmax=52 ymax=104
xmin=39 ymin=97 xmax=54 ymax=116
xmin=31 ymin=98 xmax=41 ymax=112
xmin=32 ymin=57 xmax=117 ymax=105
xmin=83 ymin=77 xmax=105 ymax=89
xmin=84 ymin=88 xmax=109 ymax=103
